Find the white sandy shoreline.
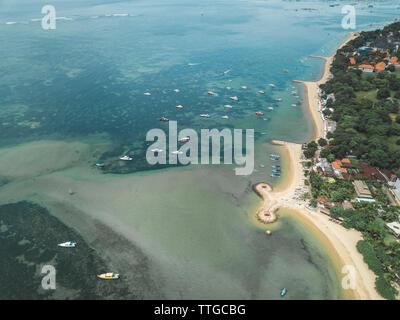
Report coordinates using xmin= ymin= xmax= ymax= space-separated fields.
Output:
xmin=254 ymin=33 xmax=382 ymax=300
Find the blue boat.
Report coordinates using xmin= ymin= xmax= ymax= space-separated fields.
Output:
xmin=272 ymin=165 xmax=281 ymax=168
xmin=272 ymin=169 xmax=281 ymax=173
xmin=96 ymin=163 xmax=105 ymax=167
xmin=270 ymin=158 xmax=280 ymax=161
xmin=281 ymin=288 xmax=287 ymax=297
xmin=270 ymin=154 xmax=280 ymax=158
xmin=271 ymin=173 xmax=281 ymax=177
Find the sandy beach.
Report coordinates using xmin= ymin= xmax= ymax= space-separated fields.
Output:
xmin=255 ymin=32 xmax=382 ymax=300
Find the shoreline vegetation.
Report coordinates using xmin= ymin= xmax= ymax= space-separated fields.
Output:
xmin=253 ymin=32 xmax=384 ymax=300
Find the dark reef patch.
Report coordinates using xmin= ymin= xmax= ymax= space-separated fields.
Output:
xmin=0 ymin=201 xmax=161 ymax=299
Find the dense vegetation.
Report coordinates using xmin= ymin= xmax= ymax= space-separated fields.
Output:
xmin=330 ymin=202 xmax=400 ymax=300
xmin=319 ymin=22 xmax=400 ymax=171
xmin=309 ymin=171 xmax=355 ymax=202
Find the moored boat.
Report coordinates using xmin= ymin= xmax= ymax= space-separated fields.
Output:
xmin=281 ymin=288 xmax=287 ymax=297
xmin=58 ymin=242 xmax=76 ymax=248
xmin=120 ymin=155 xmax=133 ymax=161
xmin=97 ymin=273 xmax=119 ymax=280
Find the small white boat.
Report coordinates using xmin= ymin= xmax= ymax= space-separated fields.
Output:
xmin=258 ymin=90 xmax=265 ymax=94
xmin=230 ymin=96 xmax=239 ymax=101
xmin=223 ymin=69 xmax=231 ymax=74
xmin=241 ymin=86 xmax=247 ymax=90
xmin=171 ymin=150 xmax=183 ymax=155
xmin=120 ymin=155 xmax=133 ymax=161
xmin=291 ymin=104 xmax=297 ymax=107
xmin=269 ymin=84 xmax=276 ymax=88
xmin=176 ymin=105 xmax=184 ymax=109
xmin=224 ymin=104 xmax=233 ymax=109
xmin=221 ymin=115 xmax=229 ymax=119
xmin=275 ymin=98 xmax=282 ymax=102
xmin=188 ymin=63 xmax=200 ymax=66
xmin=283 ymin=69 xmax=289 ymax=73
xmin=179 ymin=137 xmax=190 ymax=142
xmin=174 ymin=89 xmax=180 ymax=93
xmin=151 ymin=148 xmax=163 ymax=153
xmin=58 ymin=242 xmax=76 ymax=248
xmin=200 ymin=114 xmax=210 ymax=118
xmin=144 ymin=92 xmax=151 ymax=96
xmin=226 ymin=86 xmax=231 ymax=90
xmin=98 ymin=272 xmax=119 ymax=280
xmin=268 ymin=107 xmax=274 ymax=110
xmin=208 ymin=91 xmax=215 ymax=95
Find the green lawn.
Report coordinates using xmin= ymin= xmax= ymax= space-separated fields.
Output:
xmin=355 ymin=89 xmax=378 ymax=103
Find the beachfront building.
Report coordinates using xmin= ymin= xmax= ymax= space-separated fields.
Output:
xmin=332 ymin=159 xmax=347 ymax=178
xmin=353 ymin=180 xmax=375 ymax=202
xmin=357 ymin=64 xmax=374 ymax=73
xmin=374 ymin=61 xmax=387 ymax=72
xmin=388 ymin=174 xmax=398 ymax=187
xmin=386 ymin=221 xmax=400 ymax=237
xmin=327 ymin=120 xmax=336 ymax=134
xmin=314 ymin=158 xmax=334 ymax=176
xmin=390 ymin=178 xmax=400 ymax=205
xmin=342 ymin=200 xmax=354 ymax=210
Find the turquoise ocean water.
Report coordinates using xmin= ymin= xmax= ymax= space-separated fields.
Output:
xmin=0 ymin=0 xmax=399 ymax=299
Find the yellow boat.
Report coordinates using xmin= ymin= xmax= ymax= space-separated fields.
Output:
xmin=97 ymin=272 xmax=119 ymax=280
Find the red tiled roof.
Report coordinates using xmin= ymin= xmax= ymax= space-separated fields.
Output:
xmin=358 ymin=64 xmax=374 ymax=70
xmin=374 ymin=61 xmax=387 ymax=72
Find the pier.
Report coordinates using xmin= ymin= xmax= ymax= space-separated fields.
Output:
xmin=253 ymin=183 xmax=278 ymax=224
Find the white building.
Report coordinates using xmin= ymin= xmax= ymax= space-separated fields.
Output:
xmin=391 ymin=178 xmax=400 ymax=205
xmin=386 ymin=221 xmax=400 ymax=237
